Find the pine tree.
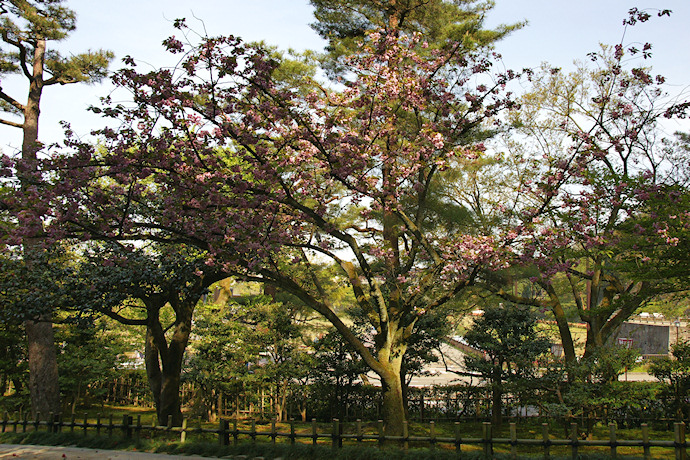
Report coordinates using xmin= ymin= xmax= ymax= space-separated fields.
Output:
xmin=310 ymin=0 xmax=521 ymax=75
xmin=0 ymin=0 xmax=113 ymax=416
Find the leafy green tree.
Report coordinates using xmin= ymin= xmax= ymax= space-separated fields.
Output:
xmin=309 ymin=328 xmax=370 ymax=421
xmin=55 ymin=317 xmax=126 ymax=414
xmin=0 ymin=0 xmax=112 ymax=416
xmin=186 ymin=302 xmax=253 ymax=420
xmin=463 ymin=303 xmax=550 ymax=426
xmin=650 ymin=341 xmax=690 ymax=420
xmin=547 ymin=345 xmax=641 ymax=435
xmin=188 ymin=296 xmax=313 ymax=421
xmin=0 ymin=244 xmax=88 ymax=416
xmin=0 ymin=320 xmax=27 ymax=413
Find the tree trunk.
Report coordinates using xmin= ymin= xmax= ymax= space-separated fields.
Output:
xmin=22 ymin=38 xmax=61 ymax=419
xmin=491 ymin=372 xmax=503 ymax=426
xmin=144 ymin=297 xmax=194 ymax=427
xmin=145 ymin=325 xmax=185 ymax=426
xmin=144 ymin=327 xmax=163 ymax=422
xmin=551 ymin=303 xmax=576 ymax=364
xmin=26 ymin=319 xmax=60 ymax=417
xmin=379 ymin=364 xmax=406 ymax=438
xmin=158 ymin=368 xmax=183 ymax=426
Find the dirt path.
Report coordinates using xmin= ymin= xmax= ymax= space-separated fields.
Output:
xmin=0 ymin=444 xmax=217 ymax=459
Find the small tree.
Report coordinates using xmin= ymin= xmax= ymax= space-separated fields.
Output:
xmin=650 ymin=341 xmax=690 ymax=420
xmin=55 ymin=317 xmax=126 ymax=414
xmin=187 ymin=296 xmax=312 ymax=421
xmin=310 ymin=328 xmax=370 ymax=421
xmin=463 ymin=303 xmax=550 ymax=426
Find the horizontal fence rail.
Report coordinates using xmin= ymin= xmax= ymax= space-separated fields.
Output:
xmin=1 ymin=411 xmax=688 ymax=459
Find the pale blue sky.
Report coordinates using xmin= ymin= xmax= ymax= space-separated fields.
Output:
xmin=1 ymin=0 xmax=688 ymax=152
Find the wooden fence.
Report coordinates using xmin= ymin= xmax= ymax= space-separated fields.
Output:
xmin=1 ymin=411 xmax=688 ymax=459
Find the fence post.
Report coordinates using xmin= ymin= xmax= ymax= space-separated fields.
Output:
xmin=332 ymin=419 xmax=341 ymax=449
xmin=420 ymin=393 xmax=425 ymax=422
xmin=542 ymin=423 xmax=550 ymax=459
xmin=271 ymin=420 xmax=277 ymax=445
xmin=570 ymin=422 xmax=578 ymax=460
xmin=429 ymin=420 xmax=436 ymax=450
xmin=289 ymin=418 xmax=295 ymax=446
xmin=454 ymin=421 xmax=462 ymax=453
xmin=510 ymin=422 xmax=517 ymax=460
xmin=218 ymin=418 xmax=227 ymax=446
xmin=403 ymin=420 xmax=409 ymax=451
xmin=675 ymin=422 xmax=687 ymax=460
xmin=70 ymin=413 xmax=75 ymax=433
xmin=377 ymin=420 xmax=385 ymax=449
xmin=482 ymin=422 xmax=493 ymax=458
xmin=34 ymin=412 xmax=40 ymax=433
xmin=136 ymin=415 xmax=141 ymax=442
xmin=312 ymin=418 xmax=318 ymax=446
xmin=642 ymin=423 xmax=651 ymax=460
xmin=166 ymin=415 xmax=173 ymax=431
xmin=48 ymin=412 xmax=54 ymax=433
xmin=180 ymin=418 xmax=187 ymax=443
xmin=96 ymin=413 xmax=101 ymax=436
xmin=108 ymin=414 xmax=114 ymax=438
xmin=124 ymin=415 xmax=134 ymax=439
xmin=233 ymin=418 xmax=239 ymax=446
xmin=2 ymin=412 xmax=7 ymax=433
xmin=22 ymin=411 xmax=28 ymax=433
xmin=250 ymin=418 xmax=256 ymax=443
xmin=609 ymin=423 xmax=617 ymax=459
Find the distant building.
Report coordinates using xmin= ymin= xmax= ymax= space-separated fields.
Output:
xmin=611 ymin=318 xmax=687 ymax=358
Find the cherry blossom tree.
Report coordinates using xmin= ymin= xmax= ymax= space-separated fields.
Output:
xmin=22 ymin=24 xmax=518 ymax=434
xmin=491 ymin=10 xmax=690 ymax=363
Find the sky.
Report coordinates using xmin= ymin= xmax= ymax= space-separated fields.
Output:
xmin=1 ymin=0 xmax=688 ymax=153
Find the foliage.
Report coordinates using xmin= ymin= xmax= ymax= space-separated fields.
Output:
xmin=0 ymin=245 xmax=85 ymax=323
xmin=186 ymin=296 xmax=313 ymax=420
xmin=308 ymin=328 xmax=370 ymax=420
xmin=542 ymin=345 xmax=648 ymax=434
xmin=55 ymin=317 xmax=128 ymax=413
xmin=463 ymin=303 xmax=550 ymax=424
xmin=0 ymin=320 xmax=28 ymax=413
xmin=649 ymin=340 xmax=690 ymax=420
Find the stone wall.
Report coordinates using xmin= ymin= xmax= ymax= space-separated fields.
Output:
xmin=613 ymin=322 xmax=670 ymax=355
